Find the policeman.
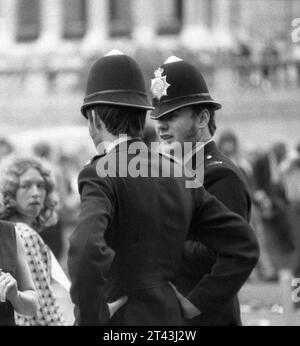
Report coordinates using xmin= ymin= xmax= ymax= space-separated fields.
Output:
xmin=67 ymin=50 xmax=259 ymax=326
xmin=151 ymin=56 xmax=254 ymax=326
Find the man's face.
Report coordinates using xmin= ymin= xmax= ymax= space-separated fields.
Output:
xmin=156 ymin=107 xmax=199 ymax=145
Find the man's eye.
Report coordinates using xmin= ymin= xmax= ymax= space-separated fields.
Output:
xmin=167 ymin=114 xmax=178 ymax=121
xmin=20 ymin=184 xmax=31 ymax=189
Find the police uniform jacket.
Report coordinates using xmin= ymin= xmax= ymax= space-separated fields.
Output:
xmin=68 ymin=139 xmax=258 ymax=326
xmin=176 ymin=140 xmax=252 ymax=326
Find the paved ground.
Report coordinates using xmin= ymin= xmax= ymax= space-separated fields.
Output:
xmin=239 ymin=281 xmax=300 ymax=326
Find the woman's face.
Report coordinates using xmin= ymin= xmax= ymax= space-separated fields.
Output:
xmin=15 ymin=168 xmax=46 ymax=222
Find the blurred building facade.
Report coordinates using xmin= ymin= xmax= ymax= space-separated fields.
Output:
xmin=0 ymin=1 xmax=300 ymax=105
xmin=0 ymin=1 xmax=300 ymax=154
xmin=0 ymin=0 xmax=300 ymax=56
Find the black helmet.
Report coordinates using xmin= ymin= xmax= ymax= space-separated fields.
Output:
xmin=150 ymin=56 xmax=221 ymax=119
xmin=81 ymin=50 xmax=154 ymax=118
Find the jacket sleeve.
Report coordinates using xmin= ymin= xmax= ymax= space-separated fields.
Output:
xmin=187 ymin=188 xmax=259 ymax=315
xmin=181 ymin=167 xmax=251 ymax=280
xmin=67 ymin=164 xmax=115 ymax=326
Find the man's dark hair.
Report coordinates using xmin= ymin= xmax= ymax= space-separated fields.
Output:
xmin=191 ymin=104 xmax=217 ymax=136
xmin=93 ymin=105 xmax=147 ymax=137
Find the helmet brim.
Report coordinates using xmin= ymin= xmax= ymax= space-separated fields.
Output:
xmin=81 ymin=91 xmax=154 ymax=118
xmin=150 ymin=95 xmax=222 ymax=120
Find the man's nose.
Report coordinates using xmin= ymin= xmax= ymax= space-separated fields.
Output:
xmin=156 ymin=120 xmax=168 ymax=132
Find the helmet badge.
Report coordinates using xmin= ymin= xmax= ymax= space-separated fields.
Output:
xmin=150 ymin=67 xmax=170 ymax=100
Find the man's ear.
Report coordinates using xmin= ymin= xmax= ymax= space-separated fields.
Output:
xmin=197 ymin=109 xmax=210 ymax=129
xmin=92 ymin=112 xmax=102 ymax=131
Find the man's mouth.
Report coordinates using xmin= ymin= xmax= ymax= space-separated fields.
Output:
xmin=160 ymin=134 xmax=173 ymax=143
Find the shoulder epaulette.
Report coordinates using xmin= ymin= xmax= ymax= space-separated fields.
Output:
xmin=207 ymin=160 xmax=223 ymax=167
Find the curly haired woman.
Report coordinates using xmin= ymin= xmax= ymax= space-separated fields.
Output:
xmin=0 ymin=155 xmax=65 ymax=326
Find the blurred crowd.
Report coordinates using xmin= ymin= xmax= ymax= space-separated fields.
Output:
xmin=0 ymin=129 xmax=300 ymax=302
xmin=216 ymin=131 xmax=300 ymax=302
xmin=233 ymin=39 xmax=300 ymax=90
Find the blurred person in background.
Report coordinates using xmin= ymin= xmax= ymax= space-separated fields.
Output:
xmin=32 ymin=142 xmax=52 ymax=161
xmin=0 ymin=220 xmax=38 ymax=325
xmin=56 ymin=152 xmax=80 ymax=229
xmin=296 ymin=142 xmax=300 ymax=157
xmin=33 ymin=142 xmax=65 ymax=262
xmin=236 ymin=40 xmax=252 ymax=88
xmin=0 ymin=156 xmax=66 ymax=325
xmin=280 ymin=156 xmax=300 ymax=309
xmin=252 ymin=142 xmax=294 ymax=279
xmin=217 ymin=131 xmax=276 ymax=281
xmin=55 ymin=151 xmax=81 ymax=271
xmin=151 ymin=57 xmax=255 ymax=326
xmin=217 ymin=130 xmax=253 ymax=185
xmin=0 ymin=138 xmax=14 ymax=163
xmin=260 ymin=41 xmax=279 ymax=90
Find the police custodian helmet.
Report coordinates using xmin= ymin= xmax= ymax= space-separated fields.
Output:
xmin=81 ymin=50 xmax=154 ymax=118
xmin=150 ymin=56 xmax=221 ymax=119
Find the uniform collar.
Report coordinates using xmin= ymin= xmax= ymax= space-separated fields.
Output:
xmin=203 ymin=139 xmax=218 ymax=156
xmin=95 ymin=135 xmax=134 ymax=156
xmin=183 ymin=138 xmax=214 ymax=165
xmin=157 ymin=139 xmax=215 ymax=166
xmin=104 ymin=135 xmax=133 ymax=153
xmin=97 ymin=137 xmax=146 ymax=157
